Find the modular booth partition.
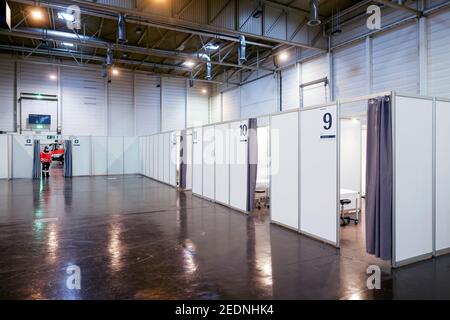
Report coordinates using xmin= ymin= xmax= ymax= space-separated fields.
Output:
xmin=138 ymin=131 xmax=180 ymax=188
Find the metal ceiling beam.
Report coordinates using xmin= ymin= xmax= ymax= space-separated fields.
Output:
xmin=8 ymin=0 xmax=325 ymax=50
xmin=372 ymin=0 xmax=423 ymax=17
xmin=0 ymin=27 xmax=275 ymax=72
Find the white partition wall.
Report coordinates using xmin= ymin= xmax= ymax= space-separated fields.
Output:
xmin=163 ymin=133 xmax=171 ymax=184
xmin=340 ymin=119 xmax=361 ymax=193
xmin=158 ymin=134 xmax=164 ymax=181
xmin=169 ymin=131 xmax=179 ymax=187
xmin=108 ymin=137 xmax=124 ymax=175
xmin=72 ymin=137 xmax=91 ymax=176
xmin=229 ymin=120 xmax=249 ymax=212
xmin=153 ymin=134 xmax=158 ymax=180
xmin=393 ymin=95 xmax=433 ymax=266
xmin=202 ymin=126 xmax=215 ymax=200
xmin=92 ymin=137 xmax=107 ymax=175
xmin=0 ymin=135 xmax=9 ymax=179
xmin=270 ymin=111 xmax=299 ymax=230
xmin=185 ymin=129 xmax=193 ymax=190
xmin=148 ymin=136 xmax=153 ymax=178
xmin=300 ymin=104 xmax=339 ymax=246
xmin=435 ymin=99 xmax=450 ymax=255
xmin=192 ymin=127 xmax=203 ymax=196
xmin=124 ymin=137 xmax=139 ymax=174
xmin=215 ymin=123 xmax=230 ymax=205
xmin=12 ymin=135 xmax=34 ymax=178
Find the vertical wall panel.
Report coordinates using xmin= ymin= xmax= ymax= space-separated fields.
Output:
xmin=61 ymin=68 xmax=107 ymax=136
xmin=222 ymin=88 xmax=241 ymax=121
xmin=427 ymin=7 xmax=450 ymax=98
xmin=202 ymin=126 xmax=215 ymax=200
xmin=19 ymin=62 xmax=58 ymax=95
xmin=108 ymin=70 xmax=134 ymax=136
xmin=92 ymin=137 xmax=107 ymax=175
xmin=72 ymin=137 xmax=91 ymax=176
xmin=135 ymin=73 xmax=160 ymax=135
xmin=162 ymin=77 xmax=186 ymax=131
xmin=187 ymin=85 xmax=209 ymax=127
xmin=372 ymin=23 xmax=419 ymax=94
xmin=192 ymin=127 xmax=203 ymax=196
xmin=107 ymin=137 xmax=124 ymax=175
xmin=0 ymin=135 xmax=9 ymax=178
xmin=210 ymin=93 xmax=222 ymax=123
xmin=281 ymin=65 xmax=299 ymax=111
xmin=333 ymin=41 xmax=366 ymax=99
xmin=124 ymin=137 xmax=139 ymax=174
xmin=229 ymin=120 xmax=248 ymax=211
xmin=215 ymin=123 xmax=230 ymax=205
xmin=0 ymin=58 xmax=15 ymax=132
xmin=241 ymin=75 xmax=277 ymax=118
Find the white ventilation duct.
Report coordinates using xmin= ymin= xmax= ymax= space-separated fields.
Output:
xmin=117 ymin=14 xmax=127 ymax=43
xmin=238 ymin=35 xmax=246 ymax=65
xmin=106 ymin=48 xmax=113 ymax=65
xmin=307 ymin=0 xmax=321 ymax=26
xmin=199 ymin=53 xmax=212 ymax=80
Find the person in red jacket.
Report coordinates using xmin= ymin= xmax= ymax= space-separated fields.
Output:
xmin=40 ymin=146 xmax=52 ymax=178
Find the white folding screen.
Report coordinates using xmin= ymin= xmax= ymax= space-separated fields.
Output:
xmin=202 ymin=125 xmax=215 ymax=200
xmin=12 ymin=135 xmax=34 ymax=179
xmin=0 ymin=135 xmax=9 ymax=179
xmin=185 ymin=129 xmax=193 ymax=190
xmin=92 ymin=137 xmax=107 ymax=175
xmin=192 ymin=127 xmax=203 ymax=196
xmin=270 ymin=111 xmax=299 ymax=230
xmin=124 ymin=137 xmax=139 ymax=174
xmin=215 ymin=123 xmax=230 ymax=205
xmin=72 ymin=137 xmax=91 ymax=176
xmin=169 ymin=132 xmax=178 ymax=187
xmin=107 ymin=137 xmax=124 ymax=175
xmin=393 ymin=95 xmax=433 ymax=266
xmin=300 ymin=104 xmax=339 ymax=246
xmin=229 ymin=120 xmax=249 ymax=212
xmin=435 ymin=99 xmax=450 ymax=254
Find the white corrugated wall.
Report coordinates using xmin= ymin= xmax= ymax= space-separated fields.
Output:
xmin=61 ymin=68 xmax=107 ymax=136
xmin=300 ymin=55 xmax=330 ymax=107
xmin=281 ymin=65 xmax=299 ymax=111
xmin=19 ymin=62 xmax=58 ymax=95
xmin=222 ymin=87 xmax=241 ymax=121
xmin=108 ymin=69 xmax=134 ymax=136
xmin=372 ymin=22 xmax=419 ymax=94
xmin=210 ymin=93 xmax=222 ymax=123
xmin=161 ymin=77 xmax=186 ymax=131
xmin=135 ymin=73 xmax=160 ymax=135
xmin=333 ymin=41 xmax=367 ymax=99
xmin=187 ymin=85 xmax=209 ymax=127
xmin=0 ymin=57 xmax=15 ymax=132
xmin=240 ymin=74 xmax=277 ymax=118
xmin=427 ymin=7 xmax=450 ymax=98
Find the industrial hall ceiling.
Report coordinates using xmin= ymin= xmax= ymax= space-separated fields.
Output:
xmin=0 ymin=0 xmax=425 ymax=84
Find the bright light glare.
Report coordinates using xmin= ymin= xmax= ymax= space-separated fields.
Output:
xmin=183 ymin=60 xmax=195 ymax=68
xmin=49 ymin=74 xmax=57 ymax=80
xmin=279 ymin=52 xmax=289 ymax=61
xmin=62 ymin=42 xmax=74 ymax=47
xmin=57 ymin=12 xmax=74 ymax=22
xmin=31 ymin=9 xmax=44 ymax=20
xmin=112 ymin=69 xmax=119 ymax=75
xmin=202 ymin=89 xmax=207 ymax=94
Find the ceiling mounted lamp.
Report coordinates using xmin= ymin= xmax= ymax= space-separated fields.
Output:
xmin=117 ymin=13 xmax=127 ymax=44
xmin=253 ymin=2 xmax=263 ymax=19
xmin=135 ymin=26 xmax=143 ymax=35
xmin=307 ymin=0 xmax=321 ymax=27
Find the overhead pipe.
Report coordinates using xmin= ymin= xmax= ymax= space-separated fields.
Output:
xmin=117 ymin=13 xmax=127 ymax=44
xmin=307 ymin=0 xmax=321 ymax=26
xmin=238 ymin=35 xmax=246 ymax=65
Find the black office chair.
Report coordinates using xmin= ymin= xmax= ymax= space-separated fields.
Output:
xmin=340 ymin=199 xmax=351 ymax=226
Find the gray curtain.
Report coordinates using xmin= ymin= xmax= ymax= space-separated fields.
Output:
xmin=64 ymin=140 xmax=73 ymax=177
xmin=366 ymin=96 xmax=393 ymax=260
xmin=179 ymin=130 xmax=187 ymax=189
xmin=32 ymin=140 xmax=41 ymax=179
xmin=247 ymin=118 xmax=258 ymax=212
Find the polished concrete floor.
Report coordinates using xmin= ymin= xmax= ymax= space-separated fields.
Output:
xmin=0 ymin=170 xmax=449 ymax=300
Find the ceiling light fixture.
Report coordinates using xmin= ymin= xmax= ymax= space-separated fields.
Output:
xmin=307 ymin=0 xmax=321 ymax=26
xmin=31 ymin=9 xmax=44 ymax=20
xmin=279 ymin=52 xmax=289 ymax=61
xmin=183 ymin=60 xmax=195 ymax=68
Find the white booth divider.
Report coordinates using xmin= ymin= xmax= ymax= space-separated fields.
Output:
xmin=215 ymin=123 xmax=230 ymax=205
xmin=300 ymin=104 xmax=339 ymax=246
xmin=229 ymin=120 xmax=249 ymax=212
xmin=149 ymin=135 xmax=154 ymax=179
xmin=72 ymin=136 xmax=91 ymax=176
xmin=185 ymin=129 xmax=193 ymax=190
xmin=92 ymin=137 xmax=107 ymax=175
xmin=202 ymin=125 xmax=215 ymax=200
xmin=158 ymin=134 xmax=164 ymax=182
xmin=192 ymin=127 xmax=203 ymax=196
xmin=0 ymin=135 xmax=10 ymax=179
xmin=12 ymin=135 xmax=34 ymax=179
xmin=340 ymin=119 xmax=361 ymax=193
xmin=152 ymin=135 xmax=158 ymax=179
xmin=169 ymin=131 xmax=179 ymax=187
xmin=163 ymin=133 xmax=170 ymax=184
xmin=138 ymin=137 xmax=143 ymax=175
xmin=435 ymin=99 xmax=450 ymax=255
xmin=124 ymin=137 xmax=139 ymax=175
xmin=107 ymin=137 xmax=124 ymax=175
xmin=270 ymin=110 xmax=299 ymax=230
xmin=393 ymin=95 xmax=434 ymax=266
